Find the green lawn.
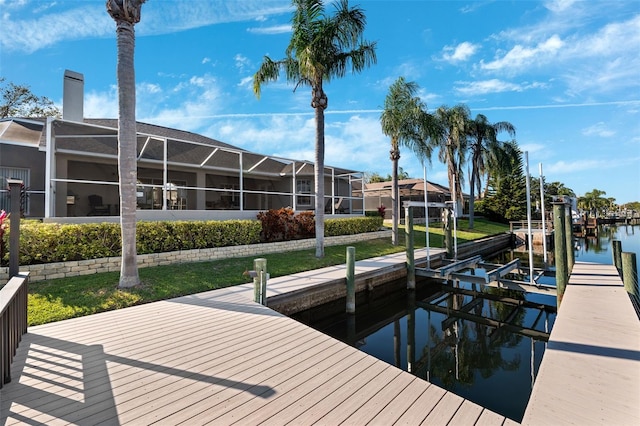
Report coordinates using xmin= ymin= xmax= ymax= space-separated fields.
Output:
xmin=27 ymin=218 xmax=508 ymax=326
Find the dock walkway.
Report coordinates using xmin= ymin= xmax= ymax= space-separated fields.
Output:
xmin=522 ymin=261 xmax=640 ymax=425
xmin=1 ymin=248 xmax=513 ymax=425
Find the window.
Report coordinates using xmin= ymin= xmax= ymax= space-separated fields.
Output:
xmin=0 ymin=167 xmax=30 ymax=214
xmin=296 ymin=179 xmax=312 ymax=206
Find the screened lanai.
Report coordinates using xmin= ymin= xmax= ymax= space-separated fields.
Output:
xmin=44 ymin=118 xmax=364 ymax=221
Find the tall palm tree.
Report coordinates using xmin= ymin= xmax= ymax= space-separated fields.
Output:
xmin=253 ymin=0 xmax=376 ymax=258
xmin=466 ymin=114 xmax=515 ymax=229
xmin=432 ymin=104 xmax=470 ymax=215
xmin=107 ymin=0 xmax=146 ymax=288
xmin=380 ymin=77 xmax=433 ymax=245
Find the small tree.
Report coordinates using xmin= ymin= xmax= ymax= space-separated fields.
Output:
xmin=0 ymin=77 xmax=61 ymax=118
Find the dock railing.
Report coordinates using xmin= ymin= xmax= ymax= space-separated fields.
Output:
xmin=509 ymin=220 xmax=551 ymax=233
xmin=1 ymin=272 xmax=29 ymax=388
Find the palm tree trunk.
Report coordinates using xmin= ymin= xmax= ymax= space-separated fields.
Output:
xmin=469 ymin=172 xmax=476 ymax=229
xmin=390 ymin=146 xmax=400 ymax=245
xmin=314 ymin=103 xmax=325 ymax=258
xmin=115 ymin=20 xmax=139 ymax=288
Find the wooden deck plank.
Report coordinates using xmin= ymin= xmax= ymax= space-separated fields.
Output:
xmin=258 ymin=358 xmax=384 ymax=425
xmin=299 ymin=366 xmax=407 ymax=424
xmin=522 ymin=261 xmax=640 ymax=425
xmin=393 ymin=383 xmax=447 ymax=424
xmin=447 ymin=399 xmax=483 ymax=425
xmin=186 ymin=345 xmax=361 ymax=425
xmin=475 ymin=408 xmax=509 ymax=426
xmin=111 ymin=332 xmax=332 ymax=425
xmin=1 ymin=248 xmax=510 ymax=426
xmin=232 ymin=351 xmax=374 ymax=425
xmin=54 ymin=318 xmax=320 ymax=424
xmin=361 ymin=377 xmax=430 ymax=425
xmin=421 ymin=391 xmax=465 ymax=425
xmin=3 ymin=310 xmax=288 ymax=413
xmin=332 ymin=372 xmax=416 ymax=425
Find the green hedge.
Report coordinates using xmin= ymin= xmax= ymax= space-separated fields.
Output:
xmin=2 ymin=220 xmax=261 ymax=266
xmin=325 ymin=216 xmax=383 ymax=236
xmin=1 ymin=216 xmax=383 ymax=266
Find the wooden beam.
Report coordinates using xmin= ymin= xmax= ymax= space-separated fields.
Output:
xmin=416 ymin=301 xmax=550 ymax=341
xmin=437 ymin=255 xmax=483 ymax=277
xmin=485 ymin=258 xmax=521 ymax=283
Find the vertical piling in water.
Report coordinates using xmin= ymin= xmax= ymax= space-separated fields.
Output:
xmin=564 ymin=204 xmax=574 ymax=271
xmin=444 ymin=208 xmax=454 ymax=259
xmin=553 ymin=202 xmax=568 ymax=307
xmin=612 ymin=240 xmax=623 ymax=273
xmin=253 ymin=258 xmax=267 ymax=304
xmin=346 ymin=246 xmax=356 ymax=313
xmin=622 ymin=252 xmax=638 ymax=298
xmin=405 ymin=205 xmax=415 ymax=289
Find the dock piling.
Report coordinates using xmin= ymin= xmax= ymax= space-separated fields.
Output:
xmin=622 ymin=251 xmax=638 ymax=298
xmin=553 ymin=202 xmax=568 ymax=306
xmin=405 ymin=205 xmax=415 ymax=289
xmin=564 ymin=205 xmax=574 ymax=271
xmin=346 ymin=246 xmax=356 ymax=313
xmin=253 ymin=258 xmax=267 ymax=305
xmin=612 ymin=240 xmax=622 ymax=273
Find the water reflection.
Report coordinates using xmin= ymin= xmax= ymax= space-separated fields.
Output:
xmin=292 ymin=278 xmax=556 ymax=422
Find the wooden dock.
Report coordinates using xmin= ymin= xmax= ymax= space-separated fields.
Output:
xmin=522 ymin=261 xmax=640 ymax=425
xmin=1 ymin=249 xmax=515 ymax=425
xmin=3 ymin=251 xmax=638 ymax=425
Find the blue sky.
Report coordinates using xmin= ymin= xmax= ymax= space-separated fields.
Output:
xmin=1 ymin=0 xmax=639 ymax=204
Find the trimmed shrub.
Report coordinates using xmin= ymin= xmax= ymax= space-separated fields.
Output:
xmin=257 ymin=208 xmax=315 ymax=242
xmin=3 ymin=219 xmax=261 ymax=266
xmin=325 ymin=216 xmax=383 ymax=236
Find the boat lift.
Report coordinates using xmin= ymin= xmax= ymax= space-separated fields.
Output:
xmin=403 ymin=200 xmax=556 ymax=296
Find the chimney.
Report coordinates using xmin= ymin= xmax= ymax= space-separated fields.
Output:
xmin=63 ymin=70 xmax=84 ymax=122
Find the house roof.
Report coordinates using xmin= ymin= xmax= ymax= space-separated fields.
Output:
xmin=2 ymin=117 xmax=359 ymax=178
xmin=0 ymin=118 xmax=45 ymax=146
xmin=364 ymin=178 xmax=453 ymax=197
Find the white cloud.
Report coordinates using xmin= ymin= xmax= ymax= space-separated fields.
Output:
xmin=544 ymin=0 xmax=578 ymax=13
xmin=0 ymin=1 xmax=292 ymax=53
xmin=519 ymin=143 xmax=547 ymax=154
xmin=247 ymin=24 xmax=291 ymax=35
xmin=234 ymin=54 xmax=251 ymax=72
xmin=202 ymin=57 xmax=211 ymax=64
xmin=441 ymin=42 xmax=480 ymax=63
xmin=480 ymin=35 xmax=564 ymax=72
xmin=454 ymin=79 xmax=547 ymax=96
xmin=582 ymin=122 xmax=616 ymax=138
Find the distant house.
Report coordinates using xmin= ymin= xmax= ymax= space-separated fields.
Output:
xmin=0 ymin=71 xmax=364 ymax=222
xmin=363 ymin=178 xmax=466 ymax=221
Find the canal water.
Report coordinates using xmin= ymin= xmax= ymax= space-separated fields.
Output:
xmin=291 ymin=224 xmax=639 ymax=422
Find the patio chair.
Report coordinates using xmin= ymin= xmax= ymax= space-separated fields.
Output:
xmin=88 ymin=194 xmax=110 ymax=216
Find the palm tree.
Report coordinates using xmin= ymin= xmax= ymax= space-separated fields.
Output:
xmin=432 ymin=104 xmax=470 ymax=215
xmin=253 ymin=0 xmax=376 ymax=258
xmin=107 ymin=0 xmax=146 ymax=288
xmin=380 ymin=77 xmax=433 ymax=245
xmin=466 ymin=114 xmax=515 ymax=229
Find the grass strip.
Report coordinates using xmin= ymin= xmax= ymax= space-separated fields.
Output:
xmin=28 ymin=219 xmax=508 ymax=326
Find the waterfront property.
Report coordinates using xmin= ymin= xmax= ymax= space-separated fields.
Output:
xmin=3 ymin=238 xmax=637 ymax=424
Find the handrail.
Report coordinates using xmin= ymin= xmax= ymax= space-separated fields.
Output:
xmin=509 ymin=220 xmax=552 ymax=232
xmin=1 ymin=272 xmax=29 ymax=388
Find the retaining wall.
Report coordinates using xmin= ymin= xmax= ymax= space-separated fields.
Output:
xmin=1 ymin=230 xmax=391 ymax=283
